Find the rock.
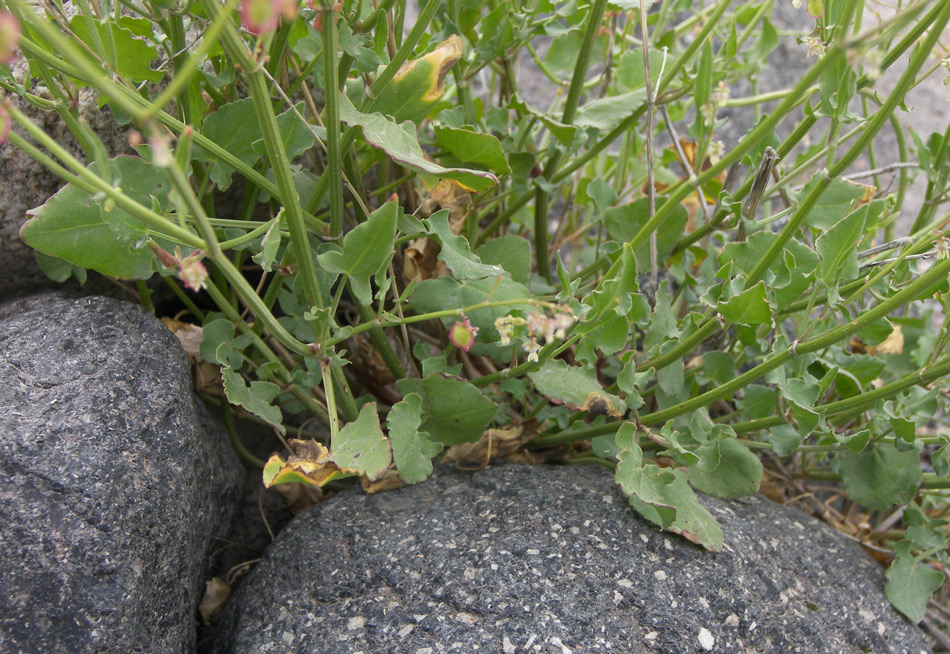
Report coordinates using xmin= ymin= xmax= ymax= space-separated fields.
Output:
xmin=214 ymin=462 xmax=928 ymax=654
xmin=0 ymin=294 xmax=245 ymax=653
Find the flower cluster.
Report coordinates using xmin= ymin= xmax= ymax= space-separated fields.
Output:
xmin=494 ymin=306 xmax=574 ymax=363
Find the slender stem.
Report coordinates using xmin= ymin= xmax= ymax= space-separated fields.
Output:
xmin=321 ymin=0 xmax=345 ymax=238
xmin=746 ymin=2 xmax=950 ymax=286
xmin=533 ymin=0 xmax=609 ymax=282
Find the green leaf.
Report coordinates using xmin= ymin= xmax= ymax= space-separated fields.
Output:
xmin=200 ymin=319 xmax=251 ymax=369
xmin=798 ymin=176 xmax=872 ymax=230
xmin=839 ymin=443 xmax=922 ymax=511
xmin=34 ymin=251 xmax=86 ymax=284
xmin=475 ymin=236 xmax=531 ymax=284
xmin=528 ymin=358 xmax=625 ymax=418
xmin=417 ymin=374 xmax=496 ymax=445
xmin=885 ymin=540 xmax=944 ymax=623
xmin=338 ymin=94 xmax=498 ymax=192
xmin=423 ymin=211 xmax=505 ymax=280
xmin=604 ymin=198 xmax=688 ymax=272
xmin=408 ymin=276 xmax=533 ymax=338
xmin=253 ymin=103 xmax=316 ymax=159
xmin=687 ymin=435 xmax=763 ymax=498
xmin=717 ymin=281 xmax=772 ymax=325
xmin=195 ymin=98 xmax=264 ymax=190
xmin=388 ymin=393 xmax=442 ymax=484
xmin=221 ymin=365 xmax=285 ymax=435
xmin=702 ymin=351 xmax=735 ymax=386
xmin=816 ymin=203 xmax=869 ymax=306
xmin=433 ymin=125 xmax=510 ymax=174
xmin=21 ymin=156 xmax=170 ymax=279
xmin=574 ymin=89 xmax=647 ymax=131
xmin=69 ymin=16 xmax=164 ymax=84
xmin=251 ymin=217 xmax=282 ymax=273
xmin=330 ymin=402 xmax=392 ymax=480
xmin=615 ymin=424 xmax=724 ymax=551
xmin=318 ymin=201 xmax=398 ymax=304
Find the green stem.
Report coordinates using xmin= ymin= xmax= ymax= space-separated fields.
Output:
xmin=746 ymin=2 xmax=950 ymax=286
xmin=321 ymin=0 xmax=345 ymax=238
xmin=533 ymin=0 xmax=609 ymax=282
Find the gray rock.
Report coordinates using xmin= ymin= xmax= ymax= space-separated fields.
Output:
xmin=0 ymin=294 xmax=245 ymax=653
xmin=214 ymin=462 xmax=928 ymax=654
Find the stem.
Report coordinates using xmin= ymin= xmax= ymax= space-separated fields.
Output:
xmin=533 ymin=0 xmax=609 ymax=282
xmin=321 ymin=0 xmax=345 ymax=238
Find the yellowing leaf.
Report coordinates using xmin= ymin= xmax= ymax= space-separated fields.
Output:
xmin=262 ymin=439 xmax=353 ymax=488
xmin=370 ymin=35 xmax=463 ymax=124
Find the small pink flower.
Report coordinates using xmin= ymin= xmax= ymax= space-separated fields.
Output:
xmin=241 ymin=0 xmax=282 ymax=35
xmin=179 ymin=252 xmax=209 ymax=292
xmin=0 ymin=12 xmax=20 ymax=65
xmin=449 ymin=317 xmax=478 ymax=352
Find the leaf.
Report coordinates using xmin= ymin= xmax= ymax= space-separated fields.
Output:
xmin=388 ymin=393 xmax=442 ymax=484
xmin=221 ymin=365 xmax=285 ymax=435
xmin=816 ymin=203 xmax=869 ymax=306
xmin=251 ymin=217 xmax=282 ymax=272
xmin=798 ymin=176 xmax=873 ymax=230
xmin=687 ymin=435 xmax=763 ymax=498
xmin=574 ymin=89 xmax=647 ymax=131
xmin=68 ymin=15 xmax=163 ymax=84
xmin=408 ymin=276 xmax=534 ymax=338
xmin=423 ymin=210 xmax=505 ymax=280
xmin=603 ymin=198 xmax=688 ymax=272
xmin=318 ymin=201 xmax=398 ymax=304
xmin=885 ymin=540 xmax=944 ymax=623
xmin=527 ymin=358 xmax=624 ymax=418
xmin=338 ymin=94 xmax=498 ymax=192
xmin=368 ymin=35 xmax=462 ymax=124
xmin=21 ymin=155 xmax=170 ymax=279
xmin=194 ymin=98 xmax=264 ymax=190
xmin=415 ymin=374 xmax=496 ymax=445
xmin=717 ymin=281 xmax=772 ymax=325
xmin=702 ymin=351 xmax=735 ymax=386
xmin=615 ymin=424 xmax=724 ymax=551
xmin=839 ymin=443 xmax=922 ymax=511
xmin=263 ymin=439 xmax=350 ymax=488
xmin=253 ymin=103 xmax=316 ymax=159
xmin=433 ymin=125 xmax=510 ymax=174
xmin=475 ymin=236 xmax=531 ymax=284
xmin=330 ymin=402 xmax=392 ymax=480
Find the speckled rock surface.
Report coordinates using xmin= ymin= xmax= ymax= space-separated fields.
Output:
xmin=0 ymin=294 xmax=245 ymax=653
xmin=213 ymin=462 xmax=928 ymax=654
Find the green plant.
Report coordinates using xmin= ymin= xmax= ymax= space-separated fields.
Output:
xmin=2 ymin=0 xmax=950 ymax=626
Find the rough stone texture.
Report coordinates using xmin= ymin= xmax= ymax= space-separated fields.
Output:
xmin=214 ymin=462 xmax=928 ymax=654
xmin=0 ymin=294 xmax=245 ymax=653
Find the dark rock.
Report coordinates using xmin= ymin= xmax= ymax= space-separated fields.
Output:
xmin=0 ymin=294 xmax=245 ymax=653
xmin=214 ymin=462 xmax=928 ymax=654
